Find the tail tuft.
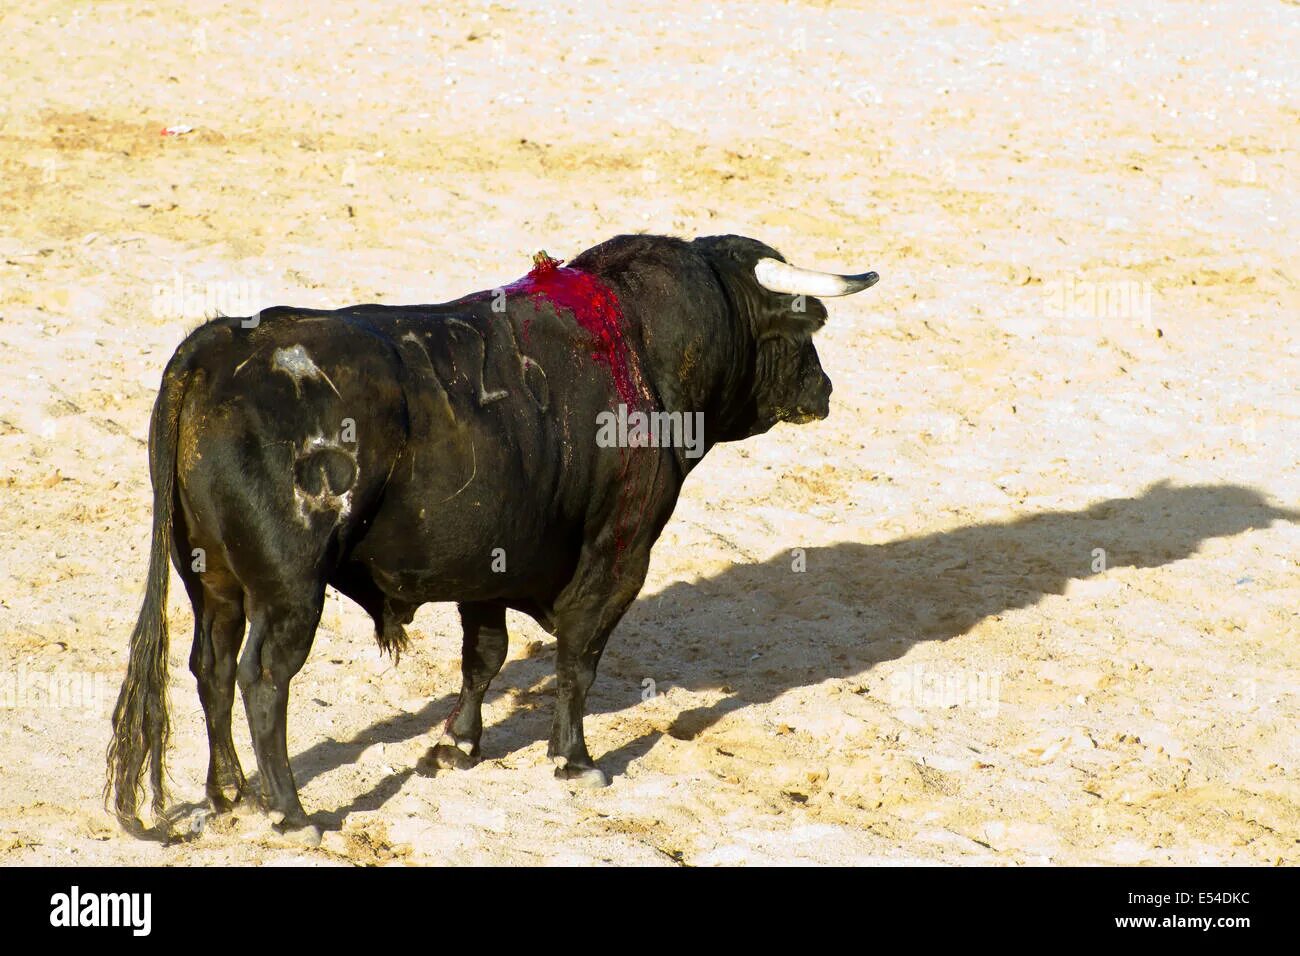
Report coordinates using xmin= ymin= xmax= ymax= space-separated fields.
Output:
xmin=106 ymin=363 xmax=189 ymax=838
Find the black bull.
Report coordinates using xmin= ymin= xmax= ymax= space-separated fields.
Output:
xmin=107 ymin=233 xmax=879 ymax=838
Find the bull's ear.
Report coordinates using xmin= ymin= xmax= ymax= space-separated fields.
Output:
xmin=788 ymin=295 xmax=828 ymax=331
xmin=762 ymin=294 xmax=828 ymax=337
xmin=692 ymin=234 xmax=827 ymax=334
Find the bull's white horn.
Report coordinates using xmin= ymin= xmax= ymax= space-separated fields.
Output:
xmin=753 ymin=258 xmax=879 ymax=297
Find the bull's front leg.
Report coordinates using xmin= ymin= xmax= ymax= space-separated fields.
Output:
xmin=548 ymin=556 xmax=647 ymax=789
xmin=422 ymin=601 xmax=509 ymax=772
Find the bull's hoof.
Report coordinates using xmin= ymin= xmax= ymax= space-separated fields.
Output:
xmin=269 ymin=812 xmax=322 ymax=847
xmin=273 ymin=822 xmax=323 ymax=848
xmin=416 ymin=735 xmax=480 ymax=775
xmin=554 ymin=761 xmax=610 ymax=789
xmin=206 ymin=782 xmax=244 ymax=815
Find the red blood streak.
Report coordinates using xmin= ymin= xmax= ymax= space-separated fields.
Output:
xmin=504 ymin=251 xmax=648 ymax=410
xmin=502 ymin=252 xmax=657 ymax=564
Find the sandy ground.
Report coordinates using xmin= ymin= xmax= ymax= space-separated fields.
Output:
xmin=0 ymin=0 xmax=1296 ymax=866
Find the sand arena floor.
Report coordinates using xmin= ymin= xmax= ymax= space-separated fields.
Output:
xmin=0 ymin=1 xmax=1296 ymax=864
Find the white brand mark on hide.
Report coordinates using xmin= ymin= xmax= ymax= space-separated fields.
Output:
xmin=272 ymin=344 xmax=340 ymax=397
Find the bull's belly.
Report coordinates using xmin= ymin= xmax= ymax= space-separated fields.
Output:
xmin=338 ymin=325 xmax=584 ymax=608
xmin=346 ymin=483 xmax=579 ymax=608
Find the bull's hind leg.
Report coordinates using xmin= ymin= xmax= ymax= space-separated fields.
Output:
xmin=237 ymin=594 xmax=324 ymax=834
xmin=185 ymin=576 xmax=247 ymax=813
xmin=424 ymin=601 xmax=509 ymax=772
xmin=174 ymin=506 xmax=248 ymax=819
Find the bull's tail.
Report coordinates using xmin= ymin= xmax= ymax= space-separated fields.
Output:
xmin=106 ymin=355 xmax=191 ymax=839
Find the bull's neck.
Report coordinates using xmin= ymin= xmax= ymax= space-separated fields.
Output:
xmin=617 ymin=272 xmax=754 ymax=475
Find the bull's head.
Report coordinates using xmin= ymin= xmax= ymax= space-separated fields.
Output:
xmin=693 ymin=236 xmax=878 ymax=440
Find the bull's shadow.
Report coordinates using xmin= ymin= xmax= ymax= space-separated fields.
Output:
xmin=290 ymin=482 xmax=1295 ymax=827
